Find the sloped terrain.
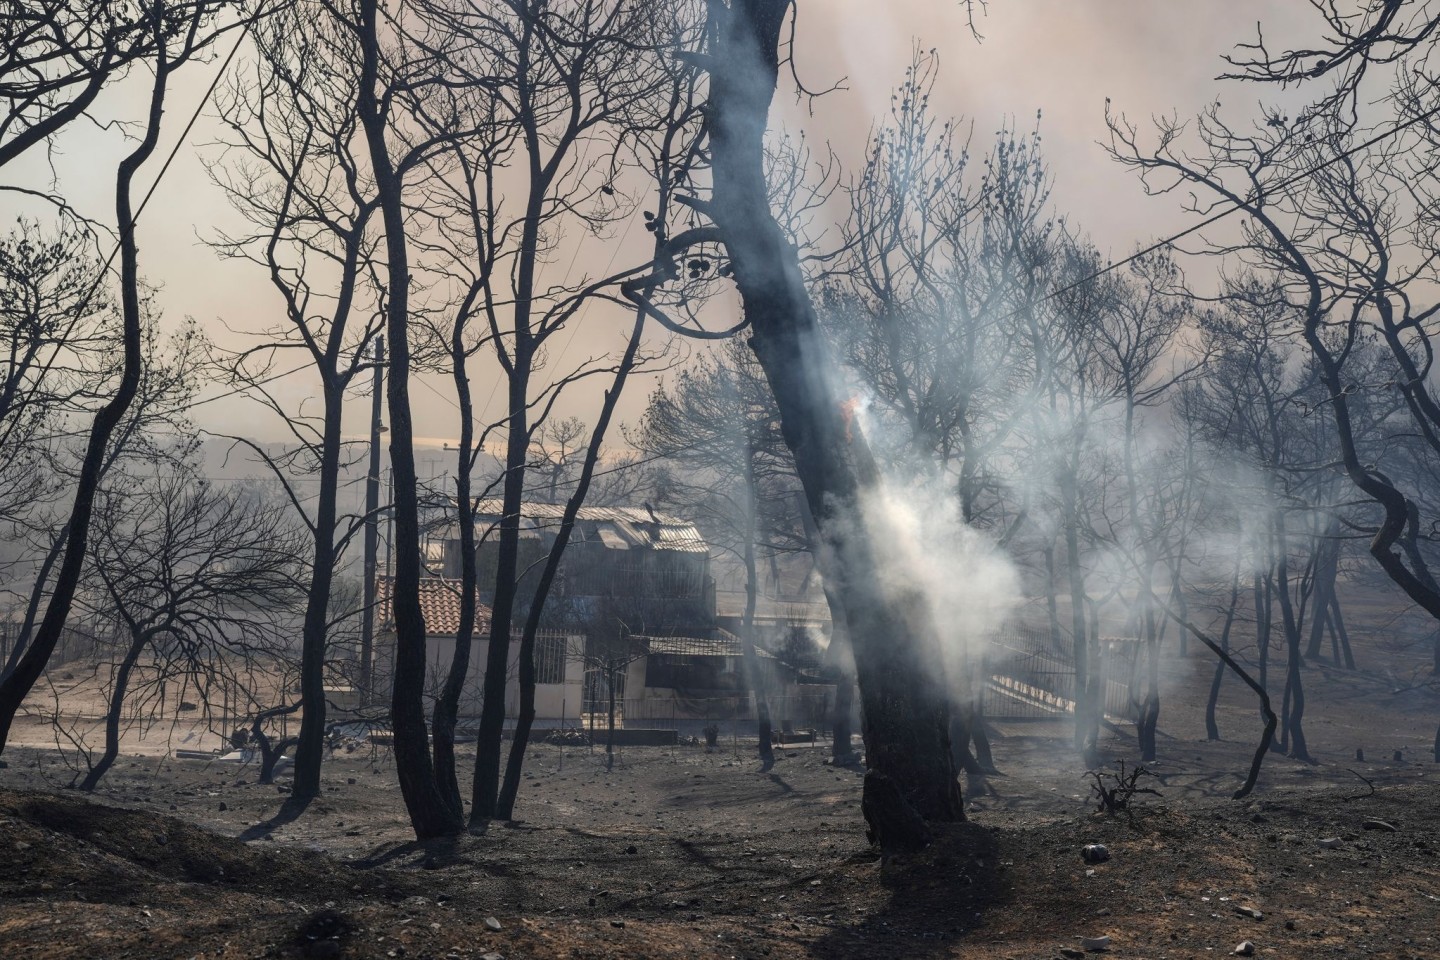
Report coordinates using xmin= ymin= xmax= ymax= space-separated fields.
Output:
xmin=2 ymin=744 xmax=1438 ymax=960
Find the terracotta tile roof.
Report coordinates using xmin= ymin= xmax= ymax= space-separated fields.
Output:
xmin=375 ymin=577 xmax=491 ymax=636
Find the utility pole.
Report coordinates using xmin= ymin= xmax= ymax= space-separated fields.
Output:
xmin=360 ymin=334 xmax=385 ymax=701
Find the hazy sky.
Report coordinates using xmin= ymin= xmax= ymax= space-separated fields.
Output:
xmin=2 ymin=1 xmax=1318 ymax=460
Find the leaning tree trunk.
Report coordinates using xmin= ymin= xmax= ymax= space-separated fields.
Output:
xmin=495 ymin=311 xmax=646 ymax=820
xmin=706 ymin=0 xmax=960 ymax=853
xmin=79 ymin=629 xmax=151 ymax=791
xmin=0 ymin=527 xmax=67 ymax=683
xmin=292 ymin=384 xmax=343 ymax=801
xmin=1206 ymin=565 xmax=1242 ymax=741
xmin=432 ymin=295 xmax=481 ymax=820
xmin=357 ymin=0 xmax=461 ymax=839
xmin=0 ymin=43 xmax=164 ymax=753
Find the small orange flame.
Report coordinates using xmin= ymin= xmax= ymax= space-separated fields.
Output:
xmin=840 ymin=396 xmax=861 ymax=443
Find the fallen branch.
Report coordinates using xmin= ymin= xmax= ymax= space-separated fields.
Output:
xmin=1342 ymin=768 xmax=1376 ymax=801
xmin=1157 ymin=597 xmax=1277 ymax=799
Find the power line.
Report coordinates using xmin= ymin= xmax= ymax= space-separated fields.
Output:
xmin=546 ymin=105 xmax=1440 ymax=491
xmin=1006 ymin=100 xmax=1440 ymax=325
xmin=38 ymin=22 xmax=1439 ymax=497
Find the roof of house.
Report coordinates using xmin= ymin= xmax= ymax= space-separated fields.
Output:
xmin=714 ymin=594 xmax=832 ymax=624
xmin=469 ymin=499 xmax=708 ymax=554
xmin=636 ymin=633 xmax=777 ymax=660
xmin=375 ymin=577 xmax=492 ymax=636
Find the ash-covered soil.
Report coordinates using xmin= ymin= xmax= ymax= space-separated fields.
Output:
xmin=2 ymin=734 xmax=1438 ymax=960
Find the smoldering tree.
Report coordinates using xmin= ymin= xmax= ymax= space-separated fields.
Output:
xmin=820 ymin=56 xmax=1063 ymax=773
xmin=629 ymin=0 xmax=979 ymax=851
xmin=73 ymin=468 xmax=305 ymax=790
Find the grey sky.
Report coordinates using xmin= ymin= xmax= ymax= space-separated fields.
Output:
xmin=1 ymin=1 xmax=1317 ymax=456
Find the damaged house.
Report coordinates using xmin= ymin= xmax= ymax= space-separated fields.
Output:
xmin=373 ymin=576 xmax=584 ymax=722
xmin=438 ymin=500 xmax=716 ymax=638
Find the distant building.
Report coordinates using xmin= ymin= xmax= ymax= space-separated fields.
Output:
xmin=372 ymin=576 xmax=584 ymax=723
xmin=391 ymin=500 xmax=841 ymax=732
xmin=436 ymin=500 xmax=716 ymax=638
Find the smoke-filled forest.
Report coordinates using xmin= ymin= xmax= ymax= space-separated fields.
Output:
xmin=3 ymin=2 xmax=1440 ymax=958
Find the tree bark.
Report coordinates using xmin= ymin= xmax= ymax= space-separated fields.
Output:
xmin=705 ymin=1 xmax=961 ymax=851
xmin=79 ymin=629 xmax=151 ymax=791
xmin=0 ymin=526 xmax=67 ymax=683
xmin=495 ymin=311 xmax=646 ymax=820
xmin=1271 ymin=517 xmax=1311 ymax=762
xmin=432 ymin=314 xmax=478 ymax=819
xmin=0 ymin=28 xmax=164 ymax=754
xmin=1064 ymin=498 xmax=1097 ymax=766
xmin=1206 ymin=566 xmax=1242 ymax=741
xmin=357 ymin=0 xmax=462 ymax=839
xmin=740 ymin=430 xmax=775 ymax=771
xmin=292 ymin=383 xmax=343 ymax=801
xmin=472 ymin=363 xmax=530 ymax=823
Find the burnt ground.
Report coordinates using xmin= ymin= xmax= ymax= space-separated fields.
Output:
xmin=3 ymin=608 xmax=1440 ymax=959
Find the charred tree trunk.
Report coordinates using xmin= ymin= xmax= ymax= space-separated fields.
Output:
xmin=606 ymin=668 xmax=618 ymax=772
xmin=1206 ymin=566 xmax=1242 ymax=741
xmin=1137 ymin=608 xmax=1161 ymax=762
xmin=360 ymin=338 xmax=384 ymax=702
xmin=432 ymin=305 xmax=479 ymax=819
xmin=1164 ymin=604 xmax=1277 ymax=799
xmin=357 ymin=0 xmax=462 ymax=839
xmin=0 ymin=527 xmax=67 ymax=683
xmin=79 ymin=629 xmax=153 ymax=791
xmin=796 ymin=493 xmax=856 ymax=763
xmin=0 ymin=36 xmax=163 ymax=754
xmin=1271 ymin=519 xmax=1311 ymax=763
xmin=739 ymin=431 xmax=775 ymax=771
xmin=1255 ymin=572 xmax=1272 ymax=738
xmin=251 ymin=701 xmax=302 ymax=785
xmin=1043 ymin=543 xmax=1064 ymax=656
xmin=495 ymin=312 xmax=646 ymax=820
xmin=1063 ymin=500 xmax=1097 ymax=767
xmin=1305 ymin=524 xmax=1339 ymax=660
xmin=472 ymin=357 xmax=530 ymax=825
xmin=706 ymin=0 xmax=961 ymax=852
xmin=948 ymin=700 xmax=985 ymax=775
xmin=1169 ymin=566 xmax=1189 ymax=657
xmin=292 ymin=384 xmax=343 ymax=801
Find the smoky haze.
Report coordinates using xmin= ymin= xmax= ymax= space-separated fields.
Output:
xmin=0 ymin=1 xmax=1306 ymax=449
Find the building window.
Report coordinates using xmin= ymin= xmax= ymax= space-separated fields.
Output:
xmin=535 ymin=632 xmax=567 ymax=685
